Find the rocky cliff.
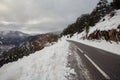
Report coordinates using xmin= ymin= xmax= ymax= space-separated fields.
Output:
xmin=88 ymin=26 xmax=120 ymax=42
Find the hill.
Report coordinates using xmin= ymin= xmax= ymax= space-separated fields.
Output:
xmin=0 ymin=33 xmax=58 ymax=67
xmin=61 ymin=0 xmax=120 ymax=42
xmin=0 ymin=31 xmax=29 ymax=55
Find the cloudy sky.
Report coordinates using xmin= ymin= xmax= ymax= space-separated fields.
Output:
xmin=0 ymin=0 xmax=111 ymax=34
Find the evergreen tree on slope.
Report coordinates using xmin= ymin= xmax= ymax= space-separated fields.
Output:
xmin=90 ymin=0 xmax=112 ymax=26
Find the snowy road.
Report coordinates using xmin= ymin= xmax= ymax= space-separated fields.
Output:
xmin=68 ymin=40 xmax=120 ymax=80
xmin=0 ymin=39 xmax=120 ymax=80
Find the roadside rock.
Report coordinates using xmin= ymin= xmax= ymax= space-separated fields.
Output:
xmin=88 ymin=26 xmax=120 ymax=42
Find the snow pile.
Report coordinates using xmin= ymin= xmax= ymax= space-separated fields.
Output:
xmin=71 ymin=31 xmax=86 ymax=39
xmin=89 ymin=9 xmax=120 ymax=35
xmin=0 ymin=40 xmax=75 ymax=80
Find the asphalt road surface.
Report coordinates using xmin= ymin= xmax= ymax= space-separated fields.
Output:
xmin=68 ymin=40 xmax=120 ymax=80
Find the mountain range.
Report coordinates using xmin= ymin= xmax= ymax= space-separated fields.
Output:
xmin=0 ymin=31 xmax=29 ymax=55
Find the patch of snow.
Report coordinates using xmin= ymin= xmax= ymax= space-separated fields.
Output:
xmin=44 ymin=42 xmax=52 ymax=47
xmin=0 ymin=41 xmax=2 ymax=44
xmin=19 ymin=33 xmax=24 ymax=37
xmin=0 ymin=39 xmax=75 ymax=80
xmin=72 ymin=31 xmax=86 ymax=39
xmin=0 ymin=45 xmax=15 ymax=54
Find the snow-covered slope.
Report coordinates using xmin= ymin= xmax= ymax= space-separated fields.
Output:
xmin=0 ymin=39 xmax=75 ymax=80
xmin=89 ymin=10 xmax=120 ymax=35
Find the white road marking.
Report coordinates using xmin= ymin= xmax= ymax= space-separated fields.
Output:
xmin=84 ymin=54 xmax=110 ymax=80
xmin=73 ymin=44 xmax=84 ymax=53
xmin=77 ymin=47 xmax=84 ymax=53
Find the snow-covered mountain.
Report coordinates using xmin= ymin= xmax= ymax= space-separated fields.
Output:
xmin=0 ymin=31 xmax=29 ymax=45
xmin=0 ymin=31 xmax=30 ymax=55
xmin=0 ymin=31 xmax=29 ymax=38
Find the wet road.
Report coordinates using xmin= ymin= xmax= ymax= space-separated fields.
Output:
xmin=68 ymin=40 xmax=120 ymax=80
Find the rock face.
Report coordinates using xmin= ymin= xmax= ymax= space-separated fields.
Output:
xmin=0 ymin=33 xmax=58 ymax=67
xmin=88 ymin=26 xmax=120 ymax=42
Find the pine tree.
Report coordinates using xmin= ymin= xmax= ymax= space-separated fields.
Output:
xmin=90 ymin=0 xmax=112 ymax=26
xmin=97 ymin=0 xmax=109 ymax=17
xmin=113 ymin=0 xmax=120 ymax=9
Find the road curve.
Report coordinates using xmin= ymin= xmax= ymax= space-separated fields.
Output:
xmin=68 ymin=40 xmax=120 ymax=80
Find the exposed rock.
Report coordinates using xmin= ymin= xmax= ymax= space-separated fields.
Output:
xmin=88 ymin=26 xmax=120 ymax=42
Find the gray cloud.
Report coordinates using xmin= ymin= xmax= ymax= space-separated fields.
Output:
xmin=0 ymin=0 xmax=102 ymax=34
